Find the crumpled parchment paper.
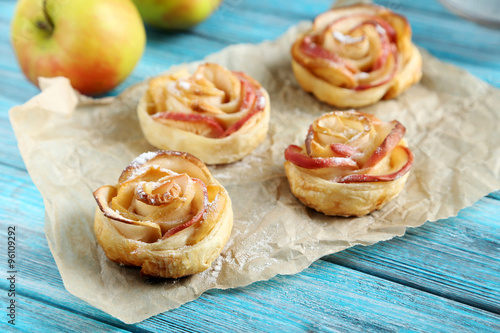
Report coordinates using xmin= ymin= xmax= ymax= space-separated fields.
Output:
xmin=9 ymin=22 xmax=500 ymax=324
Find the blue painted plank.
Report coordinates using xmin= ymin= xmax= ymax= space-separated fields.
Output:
xmin=218 ymin=0 xmax=330 ymax=19
xmin=326 ymin=196 xmax=500 ymax=313
xmin=143 ymin=261 xmax=500 ymax=332
xmin=2 ymin=253 xmax=499 ymax=332
xmin=1 ymin=294 xmax=131 ymax=332
xmin=376 ymin=0 xmax=467 ymax=18
xmin=0 ymin=119 xmax=26 ymax=171
xmin=489 ymin=190 xmax=500 ymax=201
xmin=1 ymin=162 xmax=499 ymax=329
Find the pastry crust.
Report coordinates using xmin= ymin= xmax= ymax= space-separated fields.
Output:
xmin=284 ymin=111 xmax=414 ymax=217
xmin=93 ymin=150 xmax=233 ymax=278
xmin=284 ymin=161 xmax=409 ymax=216
xmin=137 ymin=63 xmax=271 ymax=165
xmin=291 ymin=4 xmax=422 ymax=108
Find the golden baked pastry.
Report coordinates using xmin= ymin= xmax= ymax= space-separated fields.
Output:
xmin=284 ymin=110 xmax=414 ymax=216
xmin=137 ymin=63 xmax=270 ymax=164
xmin=93 ymin=150 xmax=233 ymax=278
xmin=291 ymin=4 xmax=422 ymax=108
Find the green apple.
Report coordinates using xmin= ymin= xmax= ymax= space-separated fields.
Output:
xmin=11 ymin=0 xmax=146 ymax=96
xmin=132 ymin=0 xmax=222 ymax=29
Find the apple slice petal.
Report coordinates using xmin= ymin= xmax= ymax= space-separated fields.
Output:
xmin=293 ymin=6 xmax=409 ymax=94
xmin=354 ymin=44 xmax=398 ymax=91
xmin=94 ymin=185 xmax=163 ymax=242
xmin=368 ymin=16 xmax=397 ymax=44
xmin=285 ymin=145 xmax=357 ymax=169
xmin=161 ymin=207 xmax=203 ymax=239
xmin=306 ymin=123 xmax=360 ymax=159
xmin=233 ymin=71 xmax=262 ymax=90
xmin=369 ymin=21 xmax=391 ymax=71
xmin=210 ymin=72 xmax=264 ymax=128
xmin=222 ymin=87 xmax=266 ymax=137
xmin=95 ymin=185 xmax=130 ymax=223
xmin=299 ymin=36 xmax=359 ymax=75
xmin=162 ymin=178 xmax=208 ymax=239
xmin=363 ymin=120 xmax=406 ymax=168
xmin=149 ymin=67 xmax=267 ymax=139
xmin=135 ymin=177 xmax=182 ymax=206
xmin=312 ymin=5 xmax=381 ymax=32
xmin=235 ymin=76 xmax=256 ymax=112
xmin=120 ymin=150 xmax=212 ymax=185
xmin=344 ymin=19 xmax=399 ymax=91
xmin=338 ymin=145 xmax=413 ymax=183
xmin=194 ymin=63 xmax=241 ymax=102
xmin=153 ymin=112 xmax=225 ymax=138
xmin=305 ymin=125 xmax=315 ymax=156
xmin=330 ymin=143 xmax=360 ymax=157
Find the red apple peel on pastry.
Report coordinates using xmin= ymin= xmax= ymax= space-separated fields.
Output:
xmin=284 ymin=110 xmax=414 ymax=216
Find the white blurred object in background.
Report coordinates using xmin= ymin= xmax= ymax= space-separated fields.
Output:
xmin=438 ymin=0 xmax=500 ymax=28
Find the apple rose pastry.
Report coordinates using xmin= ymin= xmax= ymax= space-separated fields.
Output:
xmin=284 ymin=110 xmax=414 ymax=216
xmin=137 ymin=63 xmax=270 ymax=164
xmin=93 ymin=150 xmax=233 ymax=278
xmin=291 ymin=4 xmax=422 ymax=108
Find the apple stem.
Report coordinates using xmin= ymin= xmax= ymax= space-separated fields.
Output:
xmin=37 ymin=0 xmax=54 ymax=35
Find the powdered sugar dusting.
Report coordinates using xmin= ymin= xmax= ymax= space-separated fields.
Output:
xmin=203 ymin=191 xmax=220 ymax=220
xmin=375 ymin=24 xmax=386 ymax=35
xmin=354 ymin=72 xmax=370 ymax=80
xmin=232 ymin=231 xmax=275 ymax=271
xmin=256 ymin=95 xmax=266 ymax=109
xmin=333 ymin=31 xmax=364 ymax=44
xmin=198 ymin=254 xmax=224 ymax=284
xmin=129 ymin=151 xmax=158 ymax=168
xmin=178 ymin=80 xmax=191 ymax=90
xmin=131 ymin=165 xmax=176 ymax=179
xmin=212 ymin=256 xmax=223 ymax=272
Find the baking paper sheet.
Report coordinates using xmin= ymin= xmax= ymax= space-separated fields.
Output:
xmin=9 ymin=22 xmax=500 ymax=323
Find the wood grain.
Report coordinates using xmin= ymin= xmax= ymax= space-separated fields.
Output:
xmin=326 ymin=196 xmax=500 ymax=313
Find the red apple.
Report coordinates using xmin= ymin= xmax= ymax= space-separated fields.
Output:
xmin=131 ymin=0 xmax=221 ymax=30
xmin=11 ymin=0 xmax=146 ymax=96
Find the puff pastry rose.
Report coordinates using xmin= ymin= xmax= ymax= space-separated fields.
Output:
xmin=138 ymin=63 xmax=270 ymax=165
xmin=284 ymin=110 xmax=414 ymax=216
xmin=93 ymin=150 xmax=233 ymax=278
xmin=291 ymin=4 xmax=422 ymax=108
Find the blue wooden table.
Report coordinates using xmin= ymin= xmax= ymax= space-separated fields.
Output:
xmin=1 ymin=0 xmax=499 ymax=331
